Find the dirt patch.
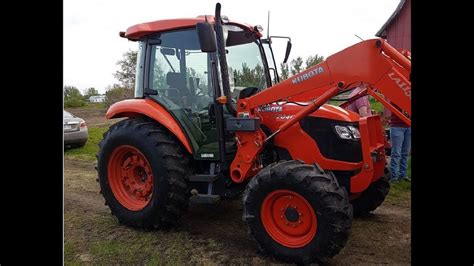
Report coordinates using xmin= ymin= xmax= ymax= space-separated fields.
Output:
xmin=65 ymin=106 xmax=124 ymax=128
xmin=64 ymin=157 xmax=411 ymax=265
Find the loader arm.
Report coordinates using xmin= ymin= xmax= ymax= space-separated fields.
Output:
xmin=244 ymin=38 xmax=410 ymax=121
xmin=230 ymin=38 xmax=411 ymax=183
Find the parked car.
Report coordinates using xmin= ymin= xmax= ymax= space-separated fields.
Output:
xmin=64 ymin=110 xmax=88 ymax=147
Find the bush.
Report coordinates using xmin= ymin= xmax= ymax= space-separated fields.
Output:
xmin=65 ymin=97 xmax=86 ymax=107
xmin=105 ymin=86 xmax=134 ymax=107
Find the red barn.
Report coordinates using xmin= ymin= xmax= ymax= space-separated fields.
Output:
xmin=376 ymin=0 xmax=411 ymax=51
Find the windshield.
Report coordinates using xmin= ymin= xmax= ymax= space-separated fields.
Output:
xmin=224 ymin=25 xmax=269 ymax=99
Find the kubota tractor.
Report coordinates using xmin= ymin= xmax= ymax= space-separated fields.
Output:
xmin=97 ymin=3 xmax=411 ymax=264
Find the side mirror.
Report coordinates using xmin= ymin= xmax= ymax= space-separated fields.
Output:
xmin=283 ymin=40 xmax=292 ymax=64
xmin=196 ymin=22 xmax=217 ymax=53
xmin=269 ymin=36 xmax=292 ymax=64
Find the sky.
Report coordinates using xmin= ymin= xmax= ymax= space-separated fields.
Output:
xmin=64 ymin=0 xmax=400 ymax=94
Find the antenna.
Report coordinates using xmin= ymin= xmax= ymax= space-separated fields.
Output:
xmin=354 ymin=34 xmax=364 ymax=41
xmin=267 ymin=11 xmax=270 ymax=39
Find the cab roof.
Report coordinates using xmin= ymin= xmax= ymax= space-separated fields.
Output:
xmin=122 ymin=15 xmax=259 ymax=40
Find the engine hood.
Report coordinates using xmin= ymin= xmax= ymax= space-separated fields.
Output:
xmin=258 ymin=103 xmax=359 ymax=131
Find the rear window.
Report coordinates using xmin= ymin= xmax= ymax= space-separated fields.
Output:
xmin=64 ymin=110 xmax=74 ymax=118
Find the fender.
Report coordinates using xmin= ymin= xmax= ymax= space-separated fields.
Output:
xmin=106 ymin=98 xmax=193 ymax=154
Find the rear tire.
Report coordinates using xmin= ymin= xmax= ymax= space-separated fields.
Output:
xmin=243 ymin=160 xmax=352 ymax=264
xmin=97 ymin=117 xmax=191 ymax=229
xmin=351 ymin=169 xmax=390 ymax=218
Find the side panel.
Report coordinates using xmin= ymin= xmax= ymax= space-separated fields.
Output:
xmin=106 ymin=98 xmax=193 ymax=154
xmin=261 ymin=104 xmax=386 ymax=193
xmin=273 ymin=123 xmax=363 ymax=171
xmin=260 ymin=104 xmax=363 ymax=171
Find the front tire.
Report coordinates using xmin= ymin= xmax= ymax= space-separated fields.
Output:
xmin=97 ymin=117 xmax=191 ymax=229
xmin=243 ymin=160 xmax=352 ymax=264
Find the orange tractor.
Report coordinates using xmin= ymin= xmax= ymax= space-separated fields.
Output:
xmin=97 ymin=3 xmax=411 ymax=263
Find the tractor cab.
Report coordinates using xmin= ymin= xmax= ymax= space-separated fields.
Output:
xmin=131 ymin=19 xmax=273 ymax=161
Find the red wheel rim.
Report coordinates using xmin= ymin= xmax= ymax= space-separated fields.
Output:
xmin=261 ymin=190 xmax=317 ymax=248
xmin=107 ymin=145 xmax=154 ymax=211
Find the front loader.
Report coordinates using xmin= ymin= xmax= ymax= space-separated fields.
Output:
xmin=97 ymin=3 xmax=411 ymax=264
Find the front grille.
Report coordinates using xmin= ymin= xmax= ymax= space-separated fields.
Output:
xmin=300 ymin=117 xmax=362 ymax=162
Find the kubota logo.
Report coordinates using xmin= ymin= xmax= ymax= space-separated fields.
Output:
xmin=292 ymin=67 xmax=324 ymax=85
xmin=388 ymin=72 xmax=411 ymax=98
xmin=258 ymin=104 xmax=282 ymax=112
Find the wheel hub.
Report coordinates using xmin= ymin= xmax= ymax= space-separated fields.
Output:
xmin=284 ymin=207 xmax=300 ymax=222
xmin=261 ymin=190 xmax=318 ymax=248
xmin=108 ymin=145 xmax=154 ymax=211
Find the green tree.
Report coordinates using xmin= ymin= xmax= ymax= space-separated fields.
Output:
xmin=83 ymin=87 xmax=99 ymax=100
xmin=152 ymin=61 xmax=166 ymax=90
xmin=64 ymin=85 xmax=81 ymax=98
xmin=187 ymin=67 xmax=207 ymax=94
xmin=305 ymin=54 xmax=325 ymax=69
xmin=233 ymin=63 xmax=266 ymax=89
xmin=290 ymin=57 xmax=304 ymax=75
xmin=114 ymin=50 xmax=138 ymax=90
xmin=280 ymin=63 xmax=290 ymax=80
xmin=277 ymin=54 xmax=325 ymax=83
xmin=105 ymin=84 xmax=134 ymax=107
xmin=64 ymin=85 xmax=85 ymax=107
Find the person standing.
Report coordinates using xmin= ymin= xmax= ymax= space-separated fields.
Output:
xmin=386 ymin=105 xmax=411 ymax=182
xmin=344 ymin=85 xmax=372 ymax=117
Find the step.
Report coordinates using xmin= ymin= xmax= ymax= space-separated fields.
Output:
xmin=189 ymin=174 xmax=219 ymax=182
xmin=190 ymin=194 xmax=220 ymax=204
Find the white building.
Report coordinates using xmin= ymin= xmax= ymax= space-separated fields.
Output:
xmin=89 ymin=95 xmax=107 ymax=103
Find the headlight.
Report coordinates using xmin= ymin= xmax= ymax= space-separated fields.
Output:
xmin=334 ymin=125 xmax=353 ymax=139
xmin=347 ymin=126 xmax=360 ymax=139
xmin=334 ymin=125 xmax=360 ymax=140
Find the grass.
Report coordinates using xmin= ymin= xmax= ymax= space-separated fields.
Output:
xmin=386 ymin=179 xmax=411 ymax=205
xmin=385 ymin=155 xmax=411 ymax=205
xmin=64 ymin=241 xmax=80 ymax=265
xmin=89 ymin=239 xmax=163 ymax=265
xmin=65 ymin=127 xmax=108 ymax=161
xmin=64 ymin=209 xmax=195 ymax=265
